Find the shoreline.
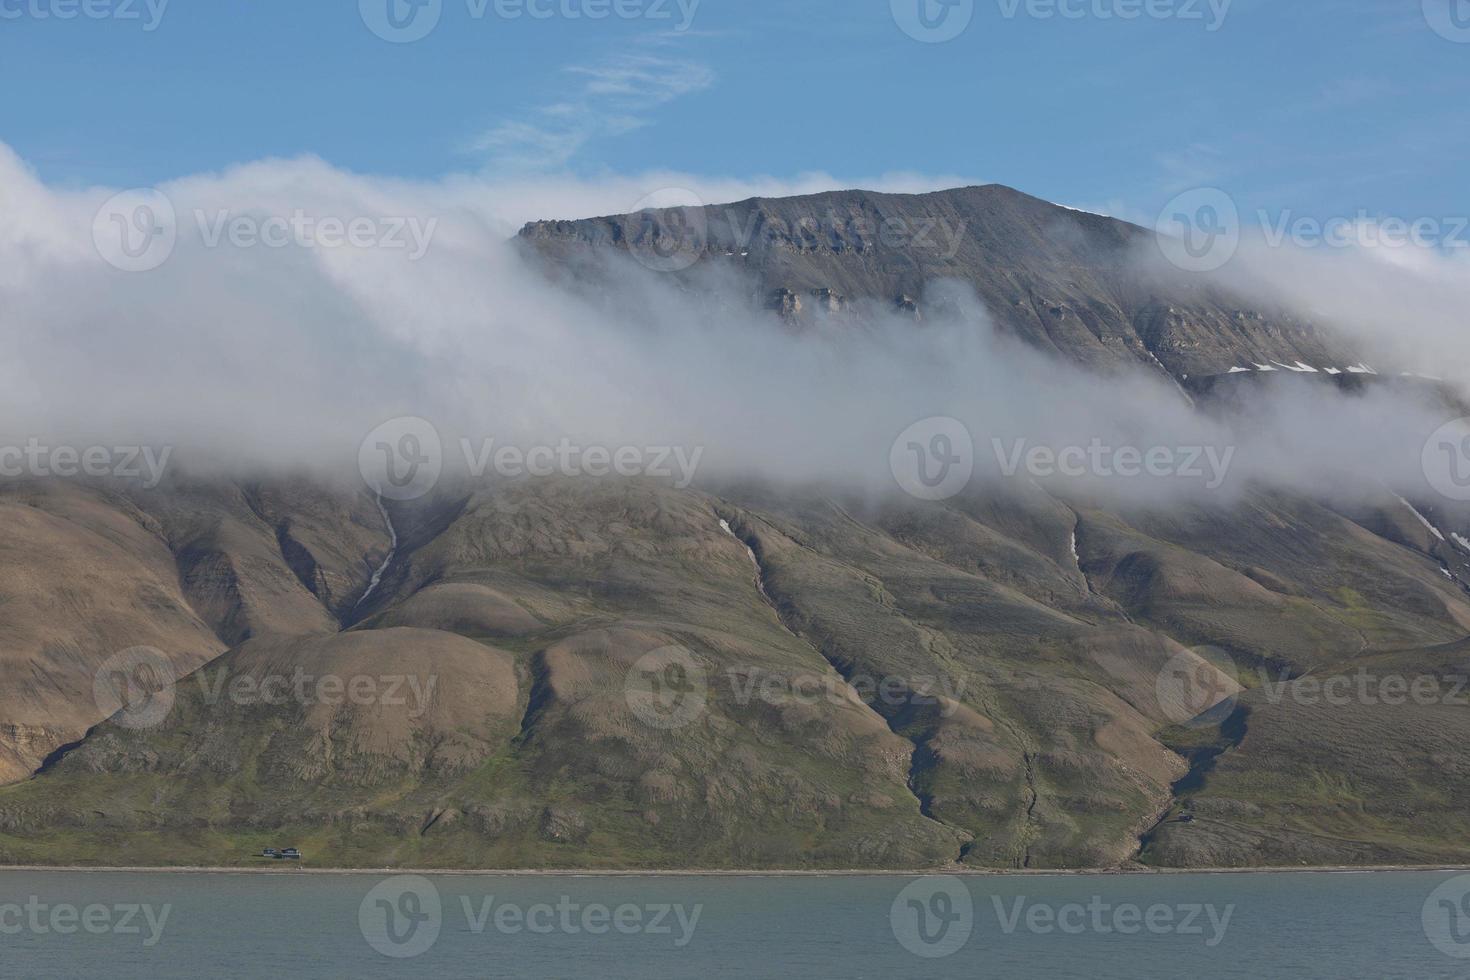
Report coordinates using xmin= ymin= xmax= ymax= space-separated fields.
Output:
xmin=0 ymin=863 xmax=1466 ymax=878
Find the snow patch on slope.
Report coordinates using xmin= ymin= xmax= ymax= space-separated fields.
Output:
xmin=356 ymin=493 xmax=398 ymax=609
xmin=1396 ymin=495 xmax=1446 ymax=542
xmin=721 ymin=518 xmax=772 ymax=602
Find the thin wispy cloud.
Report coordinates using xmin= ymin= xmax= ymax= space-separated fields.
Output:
xmin=1155 ymin=143 xmax=1227 ymax=195
xmin=473 ymin=53 xmax=714 ymax=172
xmin=567 ymin=56 xmax=713 ymax=101
xmin=1310 ymin=77 xmax=1399 ymax=110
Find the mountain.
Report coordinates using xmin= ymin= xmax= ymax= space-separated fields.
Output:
xmin=520 ymin=184 xmax=1364 ymax=383
xmin=0 ymin=476 xmax=389 ymax=783
xmin=2 ymin=187 xmax=1468 ymax=871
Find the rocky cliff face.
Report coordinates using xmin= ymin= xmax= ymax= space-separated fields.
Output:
xmin=520 ymin=184 xmax=1359 ymax=382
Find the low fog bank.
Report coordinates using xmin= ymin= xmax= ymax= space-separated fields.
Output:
xmin=1 ymin=144 xmax=1466 ymax=511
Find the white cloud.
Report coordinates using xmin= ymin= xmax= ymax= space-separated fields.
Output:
xmin=472 ymin=53 xmax=715 ymax=172
xmin=2 ymin=142 xmax=1467 ymax=511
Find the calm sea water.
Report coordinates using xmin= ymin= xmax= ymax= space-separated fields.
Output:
xmin=1 ymin=869 xmax=1467 ymax=978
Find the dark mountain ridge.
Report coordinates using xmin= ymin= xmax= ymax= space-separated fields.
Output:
xmin=520 ymin=184 xmax=1363 ymax=383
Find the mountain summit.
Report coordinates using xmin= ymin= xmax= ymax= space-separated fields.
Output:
xmin=521 ymin=184 xmax=1355 ymax=381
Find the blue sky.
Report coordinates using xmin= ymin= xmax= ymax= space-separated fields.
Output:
xmin=1 ymin=0 xmax=1466 ymax=224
